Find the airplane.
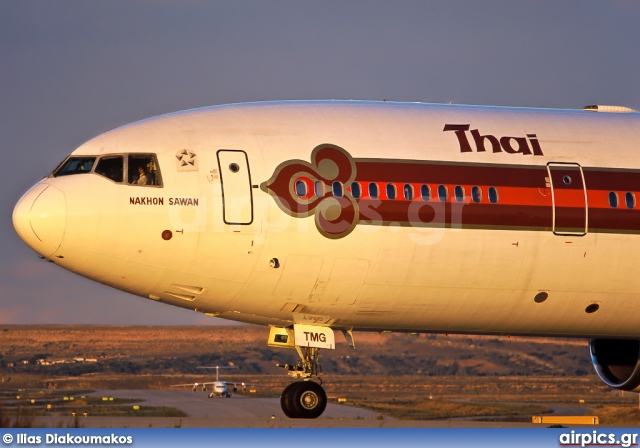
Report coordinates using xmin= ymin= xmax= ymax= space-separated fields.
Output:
xmin=171 ymin=366 xmax=255 ymax=398
xmin=12 ymin=99 xmax=640 ymax=419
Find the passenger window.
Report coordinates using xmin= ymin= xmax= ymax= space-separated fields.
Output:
xmin=489 ymin=187 xmax=498 ymax=204
xmin=368 ymin=182 xmax=379 ymax=199
xmin=95 ymin=156 xmax=124 ymax=183
xmin=420 ymin=184 xmax=431 ymax=201
xmin=625 ymin=192 xmax=635 ymax=209
xmin=404 ymin=184 xmax=413 ymax=200
xmin=295 ymin=180 xmax=307 ymax=197
xmin=609 ymin=192 xmax=618 ymax=208
xmin=332 ymin=181 xmax=343 ymax=198
xmin=454 ymin=186 xmax=464 ymax=202
xmin=386 ymin=183 xmax=397 ymax=200
xmin=315 ymin=181 xmax=325 ymax=198
xmin=351 ymin=182 xmax=361 ymax=199
xmin=128 ymin=154 xmax=162 ymax=186
xmin=53 ymin=157 xmax=96 ymax=177
xmin=438 ymin=185 xmax=448 ymax=202
xmin=472 ymin=186 xmax=482 ymax=203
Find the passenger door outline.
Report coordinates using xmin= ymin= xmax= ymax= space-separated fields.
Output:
xmin=217 ymin=150 xmax=254 ymax=225
xmin=547 ymin=162 xmax=588 ymax=236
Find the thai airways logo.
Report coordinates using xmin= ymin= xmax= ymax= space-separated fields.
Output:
xmin=443 ymin=124 xmax=544 ymax=156
xmin=261 ymin=145 xmax=358 ymax=239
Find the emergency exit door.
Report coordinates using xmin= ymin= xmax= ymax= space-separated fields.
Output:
xmin=217 ymin=150 xmax=253 ymax=225
xmin=547 ymin=162 xmax=588 ymax=236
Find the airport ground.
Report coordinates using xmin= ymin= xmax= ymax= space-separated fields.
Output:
xmin=2 ymin=325 xmax=640 ymax=427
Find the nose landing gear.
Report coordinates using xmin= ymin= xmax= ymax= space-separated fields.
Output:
xmin=269 ymin=324 xmax=340 ymax=419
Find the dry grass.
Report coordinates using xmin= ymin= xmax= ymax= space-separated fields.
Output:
xmin=349 ymin=397 xmax=551 ymax=420
xmin=596 ymin=406 xmax=640 ymax=425
xmin=0 ymin=388 xmax=187 ymax=420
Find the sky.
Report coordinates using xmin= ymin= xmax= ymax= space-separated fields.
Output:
xmin=1 ymin=0 xmax=639 ymax=325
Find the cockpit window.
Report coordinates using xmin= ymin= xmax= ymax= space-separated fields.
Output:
xmin=95 ymin=156 xmax=124 ymax=183
xmin=52 ymin=157 xmax=96 ymax=177
xmin=128 ymin=154 xmax=162 ymax=186
xmin=52 ymin=153 xmax=162 ymax=187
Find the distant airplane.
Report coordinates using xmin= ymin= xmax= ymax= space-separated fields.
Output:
xmin=12 ymin=100 xmax=640 ymax=418
xmin=171 ymin=366 xmax=256 ymax=398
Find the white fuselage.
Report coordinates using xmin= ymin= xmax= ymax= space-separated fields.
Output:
xmin=12 ymin=101 xmax=640 ymax=338
xmin=213 ymin=381 xmax=227 ymax=396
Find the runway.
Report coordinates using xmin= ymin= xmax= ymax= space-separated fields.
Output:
xmin=89 ymin=389 xmax=378 ymax=419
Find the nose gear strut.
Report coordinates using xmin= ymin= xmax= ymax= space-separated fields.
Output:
xmin=277 ymin=346 xmax=322 ymax=379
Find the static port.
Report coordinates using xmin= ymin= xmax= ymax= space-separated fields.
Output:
xmin=585 ymin=304 xmax=600 ymax=314
xmin=534 ymin=292 xmax=548 ymax=303
xmin=269 ymin=258 xmax=280 ymax=268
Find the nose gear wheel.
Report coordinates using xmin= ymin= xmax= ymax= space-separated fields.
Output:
xmin=280 ymin=381 xmax=327 ymax=419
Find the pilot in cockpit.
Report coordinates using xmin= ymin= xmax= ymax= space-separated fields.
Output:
xmin=137 ymin=166 xmax=148 ymax=185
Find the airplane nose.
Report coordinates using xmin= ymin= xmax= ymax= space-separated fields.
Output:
xmin=13 ymin=184 xmax=67 ymax=257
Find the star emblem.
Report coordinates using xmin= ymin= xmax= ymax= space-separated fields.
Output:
xmin=176 ymin=149 xmax=197 ymax=166
xmin=175 ymin=149 xmax=198 ymax=171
